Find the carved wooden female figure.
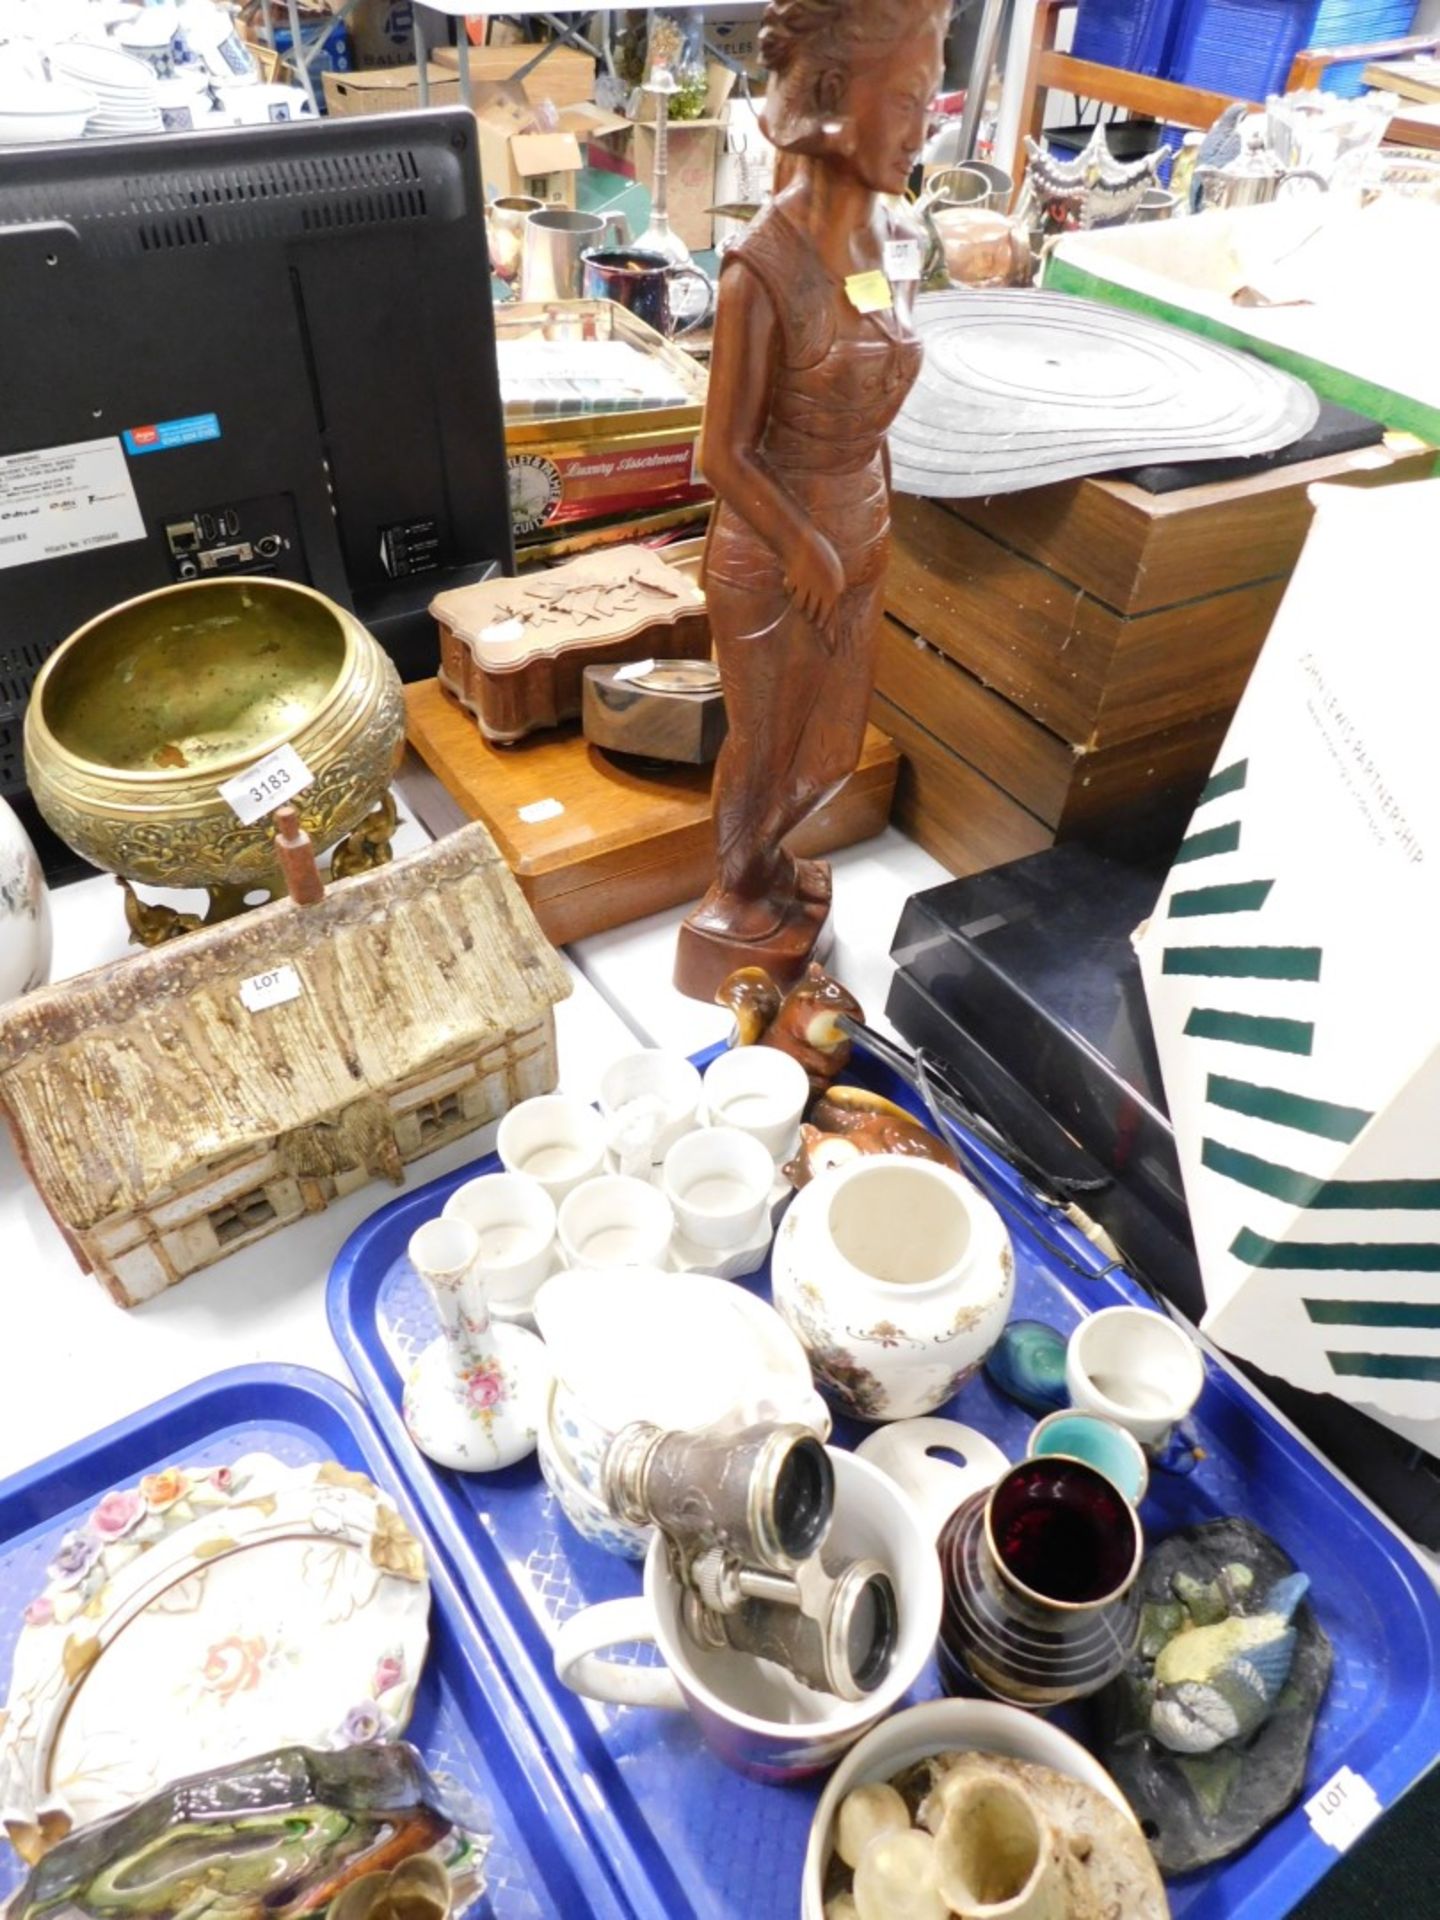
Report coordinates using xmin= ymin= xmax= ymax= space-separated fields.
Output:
xmin=674 ymin=0 xmax=948 ymax=998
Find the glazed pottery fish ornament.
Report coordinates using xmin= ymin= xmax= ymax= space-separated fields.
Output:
xmin=6 ymin=1743 xmax=469 ymax=1920
xmin=1150 ymin=1572 xmax=1310 ymax=1753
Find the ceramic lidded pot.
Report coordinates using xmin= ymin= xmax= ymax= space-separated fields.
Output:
xmin=770 ymin=1155 xmax=1015 ymax=1421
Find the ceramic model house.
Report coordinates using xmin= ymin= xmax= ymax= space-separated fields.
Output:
xmin=0 ymin=822 xmax=570 ymax=1306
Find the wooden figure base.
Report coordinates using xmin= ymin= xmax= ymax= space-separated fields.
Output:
xmin=404 ymin=680 xmax=898 ymax=947
xmin=673 ymin=898 xmax=832 ymax=1003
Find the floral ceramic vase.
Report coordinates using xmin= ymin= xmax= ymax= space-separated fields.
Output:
xmin=403 ymin=1217 xmax=548 ymax=1472
xmin=770 ymin=1155 xmax=1015 ymax=1421
xmin=0 ymin=797 xmax=50 ymax=1003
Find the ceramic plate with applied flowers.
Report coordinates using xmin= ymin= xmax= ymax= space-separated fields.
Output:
xmin=0 ymin=1454 xmax=429 ymax=1858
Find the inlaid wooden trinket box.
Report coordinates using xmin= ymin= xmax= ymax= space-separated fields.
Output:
xmin=433 ymin=546 xmax=710 ymax=745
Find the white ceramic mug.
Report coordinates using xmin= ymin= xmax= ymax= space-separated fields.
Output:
xmin=662 ymin=1126 xmax=774 ymax=1250
xmin=1065 ymin=1305 xmax=1206 ymax=1451
xmin=443 ymin=1172 xmax=556 ymax=1315
xmin=701 ymin=1046 xmax=810 ymax=1160
xmin=557 ymin=1174 xmax=674 ymax=1270
xmin=599 ymin=1048 xmax=702 ymax=1172
xmin=552 ymin=1450 xmax=941 ymax=1781
xmin=497 ymin=1094 xmax=607 ymax=1204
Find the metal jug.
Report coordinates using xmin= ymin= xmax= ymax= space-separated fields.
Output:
xmin=1192 ymin=166 xmax=1328 ymax=213
xmin=522 ymin=206 xmax=632 ymax=303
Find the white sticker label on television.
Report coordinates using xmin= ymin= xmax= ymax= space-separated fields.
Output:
xmin=613 ymin=659 xmax=656 ymax=685
xmin=884 ymin=239 xmax=922 ymax=283
xmin=240 ymin=965 xmax=303 ymax=1014
xmin=220 ymin=744 xmax=316 ymax=825
xmin=518 ymin=797 xmax=564 ymax=824
xmin=0 ymin=437 xmax=145 ymax=574
xmin=1305 ymin=1767 xmax=1381 ymax=1852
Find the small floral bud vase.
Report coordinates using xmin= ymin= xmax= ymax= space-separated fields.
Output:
xmin=403 ymin=1215 xmax=548 ymax=1472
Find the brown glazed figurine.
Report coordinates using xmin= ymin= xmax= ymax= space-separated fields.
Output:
xmin=673 ymin=0 xmax=947 ymax=1000
xmin=716 ymin=961 xmax=862 ymax=1091
xmin=784 ymin=1085 xmax=961 ymax=1187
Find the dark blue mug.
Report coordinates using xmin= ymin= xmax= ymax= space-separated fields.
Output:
xmin=580 ymin=248 xmax=714 ymax=338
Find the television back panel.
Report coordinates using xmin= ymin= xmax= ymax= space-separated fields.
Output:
xmin=0 ymin=111 xmax=511 ymax=805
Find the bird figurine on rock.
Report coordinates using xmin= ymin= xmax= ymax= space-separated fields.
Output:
xmin=1149 ymin=1570 xmax=1310 ymax=1754
xmin=715 ymin=963 xmax=863 ymax=1093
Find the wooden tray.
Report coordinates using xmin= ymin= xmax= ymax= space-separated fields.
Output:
xmin=405 ymin=679 xmax=899 ymax=946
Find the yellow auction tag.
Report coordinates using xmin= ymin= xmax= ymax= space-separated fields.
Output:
xmin=844 ymin=269 xmax=894 ymax=314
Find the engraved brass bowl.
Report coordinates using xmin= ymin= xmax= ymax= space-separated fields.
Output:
xmin=25 ymin=578 xmax=405 ymax=901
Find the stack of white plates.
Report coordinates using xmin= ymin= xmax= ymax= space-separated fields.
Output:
xmin=50 ymin=40 xmax=160 ymax=135
xmin=0 ymin=78 xmax=97 ymax=143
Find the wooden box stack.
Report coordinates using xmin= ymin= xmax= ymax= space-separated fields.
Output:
xmin=876 ymin=442 xmax=1433 ymax=877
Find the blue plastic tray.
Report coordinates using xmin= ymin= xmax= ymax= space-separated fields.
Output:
xmin=1167 ymin=0 xmax=1417 ymax=100
xmin=1071 ymin=0 xmax=1178 ymax=77
xmin=328 ymin=1045 xmax=1440 ymax=1920
xmin=0 ymin=1366 xmax=631 ymax=1920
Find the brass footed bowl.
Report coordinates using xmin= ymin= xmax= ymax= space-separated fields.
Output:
xmin=25 ymin=578 xmax=405 ymax=895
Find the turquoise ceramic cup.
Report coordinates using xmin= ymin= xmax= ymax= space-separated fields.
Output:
xmin=1026 ymin=1409 xmax=1150 ymax=1506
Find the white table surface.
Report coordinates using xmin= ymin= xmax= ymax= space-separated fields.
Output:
xmin=2 ymin=800 xmax=1432 ymax=1593
xmin=0 ymin=799 xmax=639 ymax=1478
xmin=0 ymin=799 xmax=948 ymax=1482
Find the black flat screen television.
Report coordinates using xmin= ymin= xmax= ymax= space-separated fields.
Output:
xmin=0 ymin=108 xmax=512 ymax=864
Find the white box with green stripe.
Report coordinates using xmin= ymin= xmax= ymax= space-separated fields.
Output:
xmin=1045 ymin=198 xmax=1440 ymax=446
xmin=1136 ymin=478 xmax=1440 ymax=1446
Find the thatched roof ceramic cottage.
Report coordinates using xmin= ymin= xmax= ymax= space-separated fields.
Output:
xmin=0 ymin=819 xmax=570 ymax=1306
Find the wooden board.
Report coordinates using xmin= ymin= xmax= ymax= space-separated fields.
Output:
xmin=874 ymin=616 xmax=1231 ymax=833
xmin=406 ymin=680 xmax=899 ymax=946
xmin=950 ymin=443 xmax=1431 ymax=617
xmin=885 ymin=495 xmax=1287 ymax=749
xmin=872 ymin=694 xmax=1054 ymax=879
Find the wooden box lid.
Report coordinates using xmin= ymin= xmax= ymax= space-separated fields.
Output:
xmin=938 ymin=440 xmax=1430 ymax=615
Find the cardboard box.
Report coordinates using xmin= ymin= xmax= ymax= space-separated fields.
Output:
xmin=431 ymin=40 xmax=596 ymax=109
xmin=709 ymin=17 xmax=764 ymax=74
xmin=323 ymin=63 xmax=459 ymax=115
xmin=595 ymin=66 xmax=738 ymax=250
xmin=1136 ymin=476 xmax=1440 ymax=1452
xmin=473 ymin=91 xmax=588 ymax=207
xmin=629 ymin=118 xmax=724 ymax=250
xmin=347 ymin=0 xmax=414 ymax=70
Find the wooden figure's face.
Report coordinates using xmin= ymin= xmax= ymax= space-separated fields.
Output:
xmin=837 ymin=26 xmax=946 ymax=196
